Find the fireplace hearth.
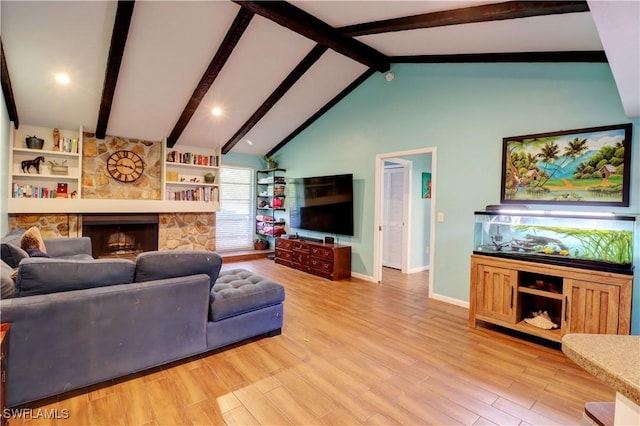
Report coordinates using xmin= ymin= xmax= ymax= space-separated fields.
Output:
xmin=82 ymin=214 xmax=159 ymax=259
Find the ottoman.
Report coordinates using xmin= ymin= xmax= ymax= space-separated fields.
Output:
xmin=206 ymin=268 xmax=285 ymax=348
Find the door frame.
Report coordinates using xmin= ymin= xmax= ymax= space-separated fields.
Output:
xmin=382 ymin=158 xmax=411 ymax=273
xmin=373 ymin=147 xmax=437 ymax=293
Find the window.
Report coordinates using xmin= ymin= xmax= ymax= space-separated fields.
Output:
xmin=216 ymin=165 xmax=254 ymax=251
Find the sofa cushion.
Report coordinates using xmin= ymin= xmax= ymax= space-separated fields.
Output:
xmin=1 ymin=229 xmax=27 ymax=268
xmin=44 ymin=237 xmax=93 ymax=259
xmin=210 ymin=269 xmax=285 ymax=321
xmin=1 ymin=259 xmax=16 ymax=299
xmin=57 ymin=253 xmax=94 ymax=261
xmin=15 ymin=258 xmax=136 ymax=297
xmin=135 ymin=250 xmax=222 ymax=290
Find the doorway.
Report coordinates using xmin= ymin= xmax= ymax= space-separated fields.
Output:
xmin=382 ymin=159 xmax=410 ymax=271
xmin=373 ymin=148 xmax=436 ymax=294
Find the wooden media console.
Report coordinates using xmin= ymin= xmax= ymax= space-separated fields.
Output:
xmin=275 ymin=238 xmax=351 ymax=281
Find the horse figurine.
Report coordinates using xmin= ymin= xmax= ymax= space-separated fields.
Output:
xmin=21 ymin=156 xmax=45 ymax=174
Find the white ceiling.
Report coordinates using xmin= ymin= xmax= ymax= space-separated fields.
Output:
xmin=1 ymin=1 xmax=638 ymax=157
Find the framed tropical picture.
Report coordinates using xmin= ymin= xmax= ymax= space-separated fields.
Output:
xmin=500 ymin=123 xmax=632 ymax=206
xmin=422 ymin=172 xmax=432 ymax=199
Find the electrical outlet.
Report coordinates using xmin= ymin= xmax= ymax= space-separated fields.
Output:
xmin=437 ymin=212 xmax=445 ymax=222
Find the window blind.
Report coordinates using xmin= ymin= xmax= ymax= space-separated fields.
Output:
xmin=216 ymin=166 xmax=254 ymax=251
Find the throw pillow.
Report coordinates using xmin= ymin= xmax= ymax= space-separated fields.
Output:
xmin=1 ymin=259 xmax=16 ymax=299
xmin=2 ymin=243 xmax=28 ymax=269
xmin=20 ymin=227 xmax=47 ymax=253
xmin=1 ymin=229 xmax=27 ymax=268
xmin=26 ymin=248 xmax=51 ymax=258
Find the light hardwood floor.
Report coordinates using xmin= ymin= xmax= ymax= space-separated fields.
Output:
xmin=8 ymin=260 xmax=614 ymax=425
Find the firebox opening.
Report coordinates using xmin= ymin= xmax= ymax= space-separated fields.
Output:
xmin=82 ymin=214 xmax=159 ymax=259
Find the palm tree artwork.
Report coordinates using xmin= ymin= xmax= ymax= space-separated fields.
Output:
xmin=501 ymin=124 xmax=631 ymax=205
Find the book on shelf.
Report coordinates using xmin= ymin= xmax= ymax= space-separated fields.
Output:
xmin=12 ymin=183 xmax=59 ymax=199
xmin=166 ymin=187 xmax=218 ymax=202
xmin=166 ymin=151 xmax=219 ymax=167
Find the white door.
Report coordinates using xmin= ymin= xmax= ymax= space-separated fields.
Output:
xmin=382 ymin=165 xmax=405 ymax=269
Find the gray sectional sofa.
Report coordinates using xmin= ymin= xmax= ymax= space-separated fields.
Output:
xmin=0 ymin=231 xmax=285 ymax=407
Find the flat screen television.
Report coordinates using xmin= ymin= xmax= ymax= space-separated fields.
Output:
xmin=289 ymin=173 xmax=354 ymax=236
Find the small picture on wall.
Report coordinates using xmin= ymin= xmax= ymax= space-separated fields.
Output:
xmin=422 ymin=172 xmax=432 ymax=199
xmin=501 ymin=123 xmax=632 ymax=206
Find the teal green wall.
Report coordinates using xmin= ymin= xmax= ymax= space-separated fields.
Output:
xmin=1 ymin=93 xmax=9 ymax=235
xmin=222 ymin=152 xmax=264 ymax=170
xmin=276 ymin=62 xmax=640 ymax=333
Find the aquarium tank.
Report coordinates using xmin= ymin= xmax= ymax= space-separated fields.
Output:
xmin=473 ymin=209 xmax=635 ymax=273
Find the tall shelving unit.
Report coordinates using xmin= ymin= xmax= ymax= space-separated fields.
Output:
xmin=255 ymin=168 xmax=287 ymax=249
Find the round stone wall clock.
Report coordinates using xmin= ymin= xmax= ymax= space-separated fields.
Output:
xmin=107 ymin=150 xmax=144 ymax=183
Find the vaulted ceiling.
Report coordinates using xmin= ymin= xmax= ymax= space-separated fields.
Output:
xmin=1 ymin=1 xmax=638 ymax=158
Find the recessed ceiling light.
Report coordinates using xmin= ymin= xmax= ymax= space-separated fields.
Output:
xmin=211 ymin=107 xmax=222 ymax=116
xmin=55 ymin=73 xmax=70 ymax=85
xmin=246 ymin=139 xmax=254 ymax=145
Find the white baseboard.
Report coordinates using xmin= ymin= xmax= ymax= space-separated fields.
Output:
xmin=429 ymin=293 xmax=469 ymax=309
xmin=350 ymin=271 xmax=376 ymax=282
xmin=407 ymin=265 xmax=430 ymax=273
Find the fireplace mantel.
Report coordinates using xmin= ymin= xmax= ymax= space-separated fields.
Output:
xmin=7 ymin=198 xmax=219 ymax=214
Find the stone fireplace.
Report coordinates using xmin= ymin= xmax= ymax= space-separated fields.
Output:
xmin=9 ymin=212 xmax=216 ymax=253
xmin=82 ymin=214 xmax=159 ymax=259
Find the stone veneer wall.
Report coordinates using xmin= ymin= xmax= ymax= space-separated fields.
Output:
xmin=82 ymin=132 xmax=162 ymax=200
xmin=9 ymin=212 xmax=216 ymax=252
xmin=8 ymin=214 xmax=79 ymax=238
xmin=159 ymin=213 xmax=215 ymax=251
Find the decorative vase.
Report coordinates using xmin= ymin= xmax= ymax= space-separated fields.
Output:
xmin=52 ymin=128 xmax=61 ymax=151
xmin=204 ymin=173 xmax=215 ymax=183
xmin=50 ymin=165 xmax=68 ymax=175
xmin=254 ymin=239 xmax=269 ymax=250
xmin=25 ymin=136 xmax=44 ymax=150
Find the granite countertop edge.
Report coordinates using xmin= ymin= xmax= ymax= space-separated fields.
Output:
xmin=562 ymin=334 xmax=640 ymax=406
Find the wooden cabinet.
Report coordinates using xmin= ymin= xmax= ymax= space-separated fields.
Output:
xmin=275 ymin=238 xmax=351 ymax=280
xmin=469 ymin=255 xmax=632 ymax=343
xmin=473 ymin=264 xmax=518 ymax=323
xmin=563 ymin=279 xmax=624 ymax=335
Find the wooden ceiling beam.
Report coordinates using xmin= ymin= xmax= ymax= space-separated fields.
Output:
xmin=0 ymin=39 xmax=19 ymax=128
xmin=341 ymin=1 xmax=590 ymax=36
xmin=233 ymin=1 xmax=390 ymax=72
xmin=95 ymin=0 xmax=135 ymax=139
xmin=222 ymin=44 xmax=328 ymax=154
xmin=167 ymin=8 xmax=254 ymax=148
xmin=392 ymin=51 xmax=608 ymax=63
xmin=266 ymin=68 xmax=376 ymax=158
